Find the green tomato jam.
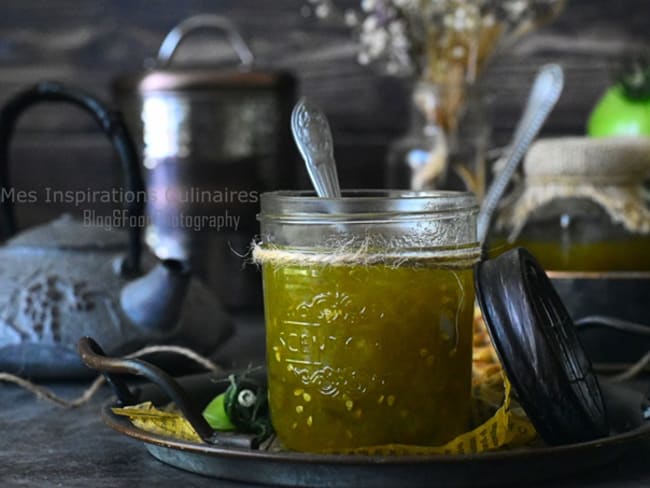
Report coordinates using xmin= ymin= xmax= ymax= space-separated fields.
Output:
xmin=263 ymin=262 xmax=475 ymax=452
xmin=490 ymin=237 xmax=650 ymax=272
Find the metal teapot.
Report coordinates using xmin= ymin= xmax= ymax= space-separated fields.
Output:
xmin=0 ymin=82 xmax=232 ymax=378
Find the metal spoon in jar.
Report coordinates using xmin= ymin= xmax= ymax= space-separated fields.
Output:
xmin=291 ymin=97 xmax=342 ymax=198
xmin=477 ymin=63 xmax=565 ymax=245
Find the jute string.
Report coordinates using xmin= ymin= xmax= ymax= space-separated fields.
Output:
xmin=252 ymin=242 xmax=482 ymax=269
xmin=0 ymin=345 xmax=222 ymax=408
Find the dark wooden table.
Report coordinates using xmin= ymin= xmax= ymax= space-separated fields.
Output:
xmin=2 ymin=318 xmax=650 ymax=488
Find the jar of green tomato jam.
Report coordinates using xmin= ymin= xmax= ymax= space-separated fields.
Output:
xmin=254 ymin=190 xmax=481 ymax=452
xmin=493 ymin=137 xmax=650 ymax=271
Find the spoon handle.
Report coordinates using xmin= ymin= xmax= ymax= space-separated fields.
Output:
xmin=477 ymin=64 xmax=565 ymax=244
xmin=291 ymin=97 xmax=341 ymax=198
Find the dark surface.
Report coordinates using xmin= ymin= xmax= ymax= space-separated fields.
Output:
xmin=551 ymin=273 xmax=650 ymax=340
xmin=2 ymin=317 xmax=650 ymax=487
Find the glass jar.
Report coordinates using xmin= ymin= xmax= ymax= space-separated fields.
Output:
xmin=254 ymin=190 xmax=480 ymax=452
xmin=492 ymin=137 xmax=650 ymax=272
xmin=495 ymin=198 xmax=650 ymax=271
xmin=386 ymin=81 xmax=492 ymax=195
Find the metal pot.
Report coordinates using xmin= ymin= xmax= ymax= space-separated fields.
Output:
xmin=112 ymin=15 xmax=297 ymax=310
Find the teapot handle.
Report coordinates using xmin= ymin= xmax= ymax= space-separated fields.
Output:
xmin=0 ymin=81 xmax=145 ymax=274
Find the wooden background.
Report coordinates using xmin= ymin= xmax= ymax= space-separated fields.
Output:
xmin=0 ymin=0 xmax=647 ymax=228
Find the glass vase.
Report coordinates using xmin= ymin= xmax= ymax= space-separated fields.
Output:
xmin=387 ymin=81 xmax=491 ymax=195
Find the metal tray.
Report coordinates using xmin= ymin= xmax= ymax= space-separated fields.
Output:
xmin=97 ymin=370 xmax=650 ymax=488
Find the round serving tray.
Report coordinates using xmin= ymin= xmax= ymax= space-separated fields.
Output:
xmin=100 ymin=375 xmax=650 ymax=488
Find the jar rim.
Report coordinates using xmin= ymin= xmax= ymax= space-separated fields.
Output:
xmin=259 ymin=190 xmax=478 ymax=221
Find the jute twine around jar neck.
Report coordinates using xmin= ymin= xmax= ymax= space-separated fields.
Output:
xmin=497 ymin=137 xmax=650 ymax=241
xmin=251 ymin=239 xmax=482 ymax=269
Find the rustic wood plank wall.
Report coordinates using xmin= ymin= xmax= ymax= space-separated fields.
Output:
xmin=0 ymin=0 xmax=647 ymax=228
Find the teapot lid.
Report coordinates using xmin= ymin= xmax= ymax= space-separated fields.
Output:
xmin=6 ymin=215 xmax=128 ymax=251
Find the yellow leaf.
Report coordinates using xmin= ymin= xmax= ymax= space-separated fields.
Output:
xmin=112 ymin=401 xmax=202 ymax=443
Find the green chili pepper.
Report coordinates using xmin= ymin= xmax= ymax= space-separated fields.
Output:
xmin=203 ymin=392 xmax=236 ymax=431
xmin=202 ymin=370 xmax=274 ymax=442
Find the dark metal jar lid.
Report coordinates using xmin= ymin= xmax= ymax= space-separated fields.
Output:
xmin=475 ymin=247 xmax=609 ymax=445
